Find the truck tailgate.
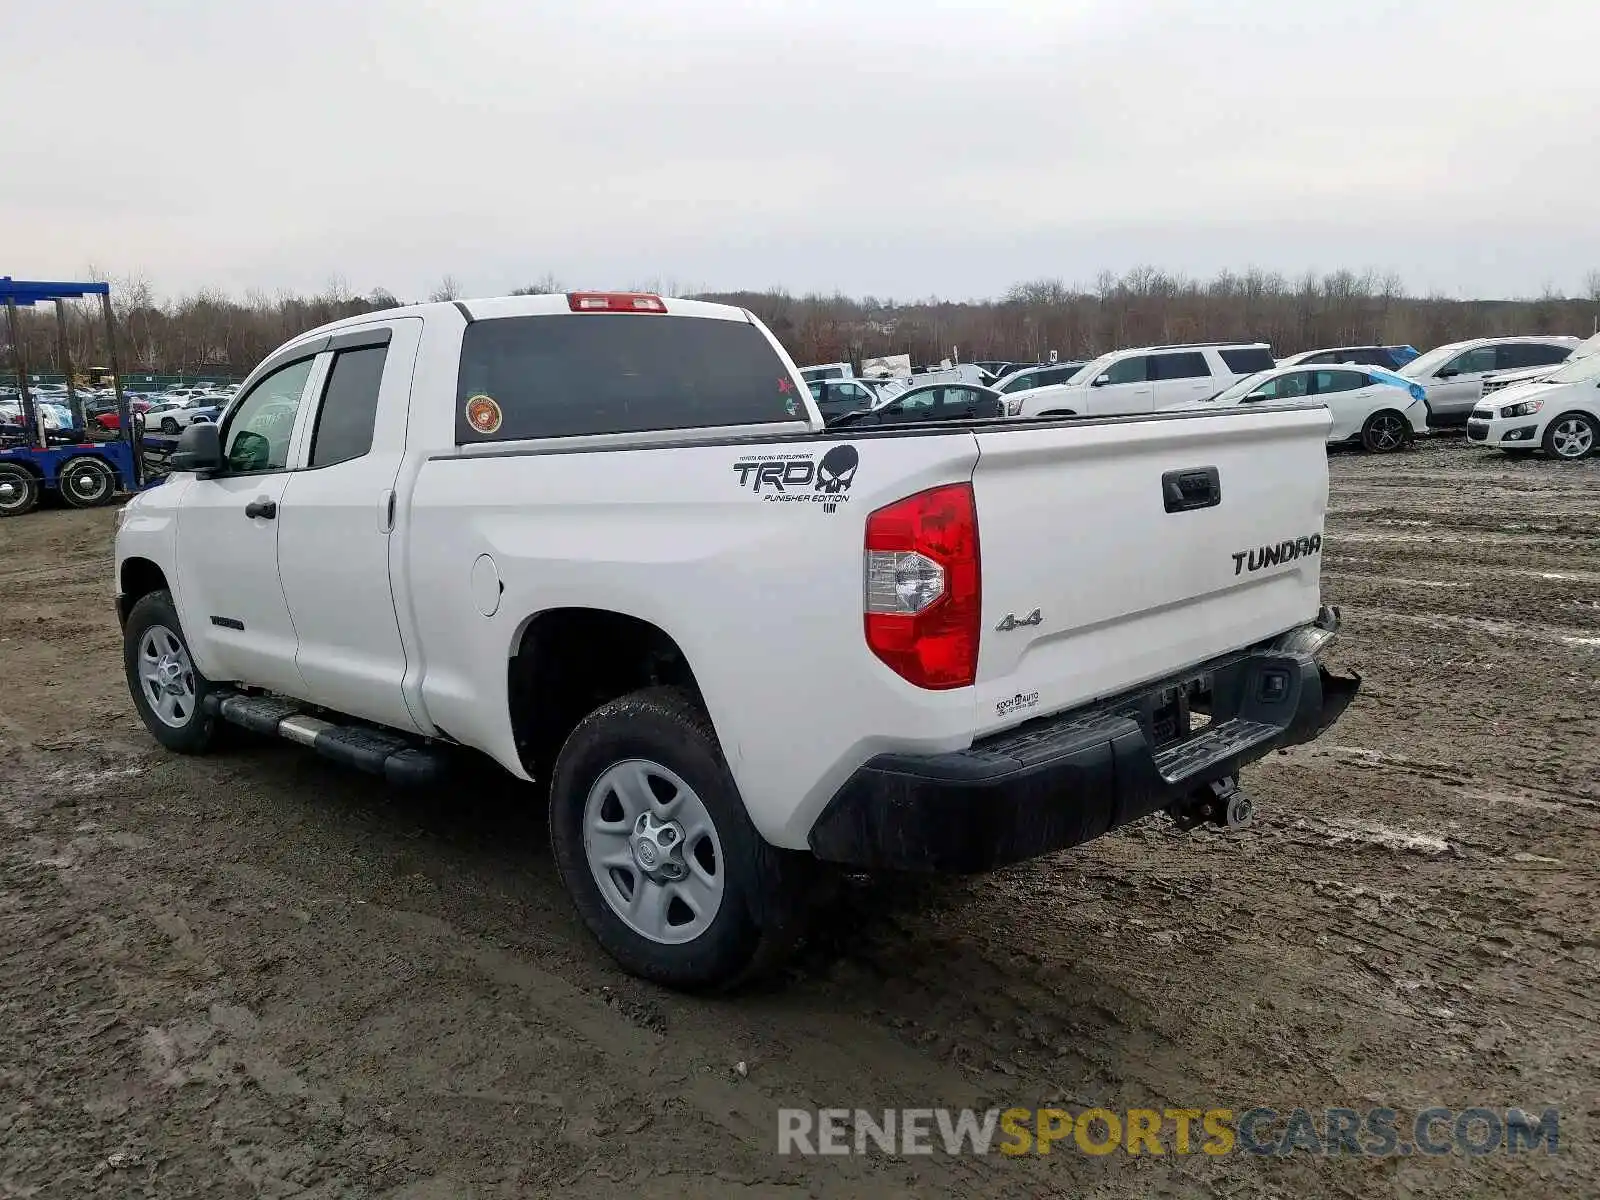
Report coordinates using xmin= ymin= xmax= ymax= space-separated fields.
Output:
xmin=970 ymin=405 xmax=1332 ymax=734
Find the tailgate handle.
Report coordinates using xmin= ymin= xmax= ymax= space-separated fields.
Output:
xmin=1163 ymin=466 xmax=1221 ymax=513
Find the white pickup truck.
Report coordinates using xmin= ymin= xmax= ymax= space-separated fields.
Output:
xmin=114 ymin=292 xmax=1358 ymax=988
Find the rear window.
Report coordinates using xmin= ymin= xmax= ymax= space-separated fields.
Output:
xmin=1496 ymin=342 xmax=1571 ymax=370
xmin=456 ymin=314 xmax=803 ymax=442
xmin=1220 ymin=347 xmax=1274 ymax=373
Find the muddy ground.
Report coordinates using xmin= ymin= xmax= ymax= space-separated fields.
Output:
xmin=1 ymin=438 xmax=1595 ymax=1198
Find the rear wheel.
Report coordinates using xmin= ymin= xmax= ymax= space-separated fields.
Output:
xmin=1543 ymin=411 xmax=1597 ymax=460
xmin=123 ymin=589 xmax=223 ymax=753
xmin=58 ymin=455 xmax=117 ymax=508
xmin=548 ymin=687 xmax=810 ymax=989
xmin=0 ymin=464 xmax=39 ymax=517
xmin=1361 ymin=409 xmax=1411 ymax=453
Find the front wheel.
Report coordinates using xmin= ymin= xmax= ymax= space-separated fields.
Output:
xmin=548 ymin=687 xmax=811 ymax=989
xmin=1362 ymin=409 xmax=1412 ymax=453
xmin=58 ymin=456 xmax=117 ymax=508
xmin=159 ymin=417 xmax=180 ymax=434
xmin=123 ymin=589 xmax=222 ymax=753
xmin=0 ymin=463 xmax=39 ymax=517
xmin=1543 ymin=411 xmax=1597 ymax=460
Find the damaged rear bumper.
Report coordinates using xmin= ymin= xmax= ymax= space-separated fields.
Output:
xmin=808 ymin=607 xmax=1360 ymax=873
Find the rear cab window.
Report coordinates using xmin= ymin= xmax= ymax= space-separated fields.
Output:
xmin=456 ymin=314 xmax=806 ymax=442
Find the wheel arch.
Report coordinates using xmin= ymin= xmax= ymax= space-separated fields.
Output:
xmin=506 ymin=607 xmax=707 ymax=790
xmin=0 ymin=457 xmax=45 ymax=481
xmin=1544 ymin=409 xmax=1599 ymax=458
xmin=118 ymin=557 xmax=171 ymax=627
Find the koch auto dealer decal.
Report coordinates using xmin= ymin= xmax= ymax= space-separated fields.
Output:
xmin=733 ymin=444 xmax=858 ymax=513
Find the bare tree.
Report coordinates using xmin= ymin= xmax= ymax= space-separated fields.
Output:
xmin=8 ymin=268 xmax=1593 ymax=380
xmin=511 ymin=272 xmax=565 ymax=296
xmin=428 ymin=275 xmax=462 ymax=302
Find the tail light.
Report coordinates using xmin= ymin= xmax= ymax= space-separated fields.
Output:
xmin=567 ymin=292 xmax=666 ymax=313
xmin=863 ymin=483 xmax=981 ymax=689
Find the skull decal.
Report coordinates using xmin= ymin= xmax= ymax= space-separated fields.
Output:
xmin=815 ymin=444 xmax=859 ymax=494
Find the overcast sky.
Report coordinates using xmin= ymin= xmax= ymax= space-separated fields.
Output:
xmin=4 ymin=0 xmax=1597 ymax=303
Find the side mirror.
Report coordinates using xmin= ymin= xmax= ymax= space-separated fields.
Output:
xmin=1092 ymin=373 xmax=1111 ymax=387
xmin=169 ymin=421 xmax=224 ymax=475
xmin=1435 ymin=368 xmax=1458 ymax=380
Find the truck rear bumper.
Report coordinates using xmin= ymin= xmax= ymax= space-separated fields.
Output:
xmin=807 ymin=609 xmax=1359 ymax=873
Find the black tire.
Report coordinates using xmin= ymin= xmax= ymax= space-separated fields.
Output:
xmin=1541 ymin=411 xmax=1597 ymax=461
xmin=123 ymin=589 xmax=223 ymax=754
xmin=1362 ymin=409 xmax=1412 ymax=453
xmin=548 ymin=686 xmax=812 ymax=990
xmin=160 ymin=417 xmax=180 ymax=434
xmin=57 ymin=455 xmax=117 ymax=508
xmin=0 ymin=463 xmax=39 ymax=517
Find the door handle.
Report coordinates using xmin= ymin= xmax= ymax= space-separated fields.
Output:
xmin=1162 ymin=466 xmax=1221 ymax=513
xmin=244 ymin=498 xmax=277 ymax=520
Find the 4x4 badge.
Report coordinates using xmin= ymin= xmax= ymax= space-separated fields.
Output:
xmin=995 ymin=609 xmax=1042 ymax=632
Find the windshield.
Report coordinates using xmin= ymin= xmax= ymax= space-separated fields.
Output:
xmin=1547 ymin=352 xmax=1600 ymax=385
xmin=1400 ymin=342 xmax=1472 ymax=379
xmin=1209 ymin=370 xmax=1277 ymax=403
xmin=1066 ymin=354 xmax=1116 ymax=385
xmin=1567 ymin=331 xmax=1600 ymax=362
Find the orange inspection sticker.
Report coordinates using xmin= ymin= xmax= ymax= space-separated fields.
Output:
xmin=465 ymin=394 xmax=502 ymax=434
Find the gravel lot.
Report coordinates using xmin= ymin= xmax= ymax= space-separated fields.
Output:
xmin=1 ymin=438 xmax=1595 ymax=1198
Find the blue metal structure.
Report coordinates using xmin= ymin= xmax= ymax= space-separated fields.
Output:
xmin=0 ymin=276 xmax=158 ymax=516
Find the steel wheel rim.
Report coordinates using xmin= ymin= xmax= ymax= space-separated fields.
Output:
xmin=1551 ymin=418 xmax=1593 ymax=458
xmin=0 ymin=474 xmax=30 ymax=512
xmin=583 ymin=758 xmax=725 ymax=945
xmin=1370 ymin=414 xmax=1404 ymax=450
xmin=137 ymin=624 xmax=197 ymax=728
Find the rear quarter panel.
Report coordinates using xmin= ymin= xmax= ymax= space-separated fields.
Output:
xmin=406 ymin=432 xmax=984 ymax=848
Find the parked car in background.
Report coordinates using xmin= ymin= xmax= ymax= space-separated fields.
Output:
xmin=1399 ymin=336 xmax=1579 ymax=425
xmin=1277 ymin=345 xmax=1420 ymax=370
xmin=799 ymin=362 xmax=851 ymax=384
xmin=1467 ymin=350 xmax=1600 ymax=460
xmin=146 ymin=395 xmax=223 ymax=434
xmin=993 ymin=362 xmax=1088 ymax=411
xmin=806 ymin=377 xmax=903 ymax=423
xmin=828 ymin=382 xmax=1003 ymax=427
xmin=0 ymin=400 xmax=77 ymax=438
xmin=1194 ymin=365 xmax=1428 ymax=453
xmin=1479 ymin=330 xmax=1600 ymax=399
xmin=1014 ymin=343 xmax=1276 ymax=418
